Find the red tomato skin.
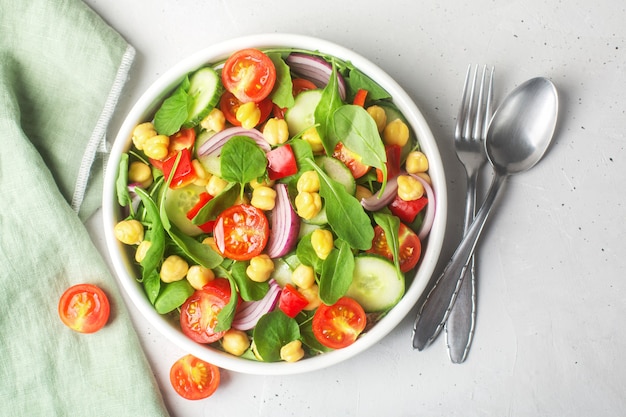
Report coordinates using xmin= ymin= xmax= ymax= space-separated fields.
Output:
xmin=333 ymin=142 xmax=370 ymax=179
xmin=376 ymin=145 xmax=403 ymax=182
xmin=278 ymin=284 xmax=309 ymax=318
xmin=220 ymin=92 xmax=273 ymax=127
xmin=388 ymin=195 xmax=428 ymax=224
xmin=170 ymin=354 xmax=220 ymax=400
xmin=213 ymin=204 xmax=269 ymax=261
xmin=58 ymin=284 xmax=110 ymax=334
xmin=312 ymin=297 xmax=367 ymax=349
xmin=149 ymin=128 xmax=196 ymax=171
xmin=161 ymin=148 xmax=198 ymax=189
xmin=186 ymin=192 xmax=215 ymax=233
xmin=222 ymin=48 xmax=276 ymax=103
xmin=366 ymin=223 xmax=421 ymax=273
xmin=292 ymin=78 xmax=317 ymax=96
xmin=266 ymin=144 xmax=298 ymax=181
xmin=179 ymin=278 xmax=233 ymax=344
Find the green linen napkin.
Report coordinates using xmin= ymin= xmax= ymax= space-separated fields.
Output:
xmin=0 ymin=1 xmax=170 ymax=415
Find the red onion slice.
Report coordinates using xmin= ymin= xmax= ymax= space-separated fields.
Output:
xmin=196 ymin=126 xmax=271 ymax=157
xmin=285 ymin=53 xmax=347 ymax=101
xmin=360 ymin=176 xmax=399 ymax=211
xmin=409 ymin=174 xmax=436 ymax=240
xmin=265 ymin=184 xmax=300 ymax=258
xmin=231 ymin=279 xmax=281 ymax=331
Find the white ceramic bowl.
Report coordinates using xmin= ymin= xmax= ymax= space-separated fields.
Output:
xmin=103 ymin=33 xmax=447 ymax=375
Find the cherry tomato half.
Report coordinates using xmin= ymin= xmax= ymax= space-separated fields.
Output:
xmin=222 ymin=48 xmax=276 ymax=103
xmin=58 ymin=284 xmax=110 ymax=334
xmin=213 ymin=204 xmax=269 ymax=261
xmin=312 ymin=297 xmax=367 ymax=349
xmin=333 ymin=142 xmax=370 ymax=179
xmin=170 ymin=354 xmax=220 ymax=400
xmin=366 ymin=223 xmax=421 ymax=273
xmin=180 ymin=278 xmax=233 ymax=344
xmin=219 ymin=91 xmax=273 ymax=127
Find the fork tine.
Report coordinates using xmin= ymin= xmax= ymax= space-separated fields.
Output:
xmin=462 ymin=65 xmax=479 ymax=139
xmin=454 ymin=65 xmax=472 ymax=139
xmin=472 ymin=65 xmax=488 ymax=140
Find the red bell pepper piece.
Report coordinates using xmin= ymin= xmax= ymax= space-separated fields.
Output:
xmin=389 ymin=194 xmax=428 ymax=224
xmin=266 ymin=144 xmax=298 ymax=181
xmin=278 ymin=284 xmax=309 ymax=318
xmin=353 ymin=89 xmax=368 ymax=107
xmin=186 ymin=192 xmax=215 ymax=233
xmin=162 ymin=148 xmax=198 ymax=189
xmin=376 ymin=145 xmax=403 ymax=183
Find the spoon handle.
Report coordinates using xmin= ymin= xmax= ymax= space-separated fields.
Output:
xmin=412 ymin=172 xmax=508 ymax=350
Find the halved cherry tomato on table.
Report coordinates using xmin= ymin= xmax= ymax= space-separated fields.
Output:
xmin=213 ymin=204 xmax=269 ymax=261
xmin=278 ymin=284 xmax=309 ymax=318
xmin=222 ymin=48 xmax=276 ymax=103
xmin=219 ymin=91 xmax=272 ymax=127
xmin=266 ymin=144 xmax=298 ymax=180
xmin=312 ymin=297 xmax=367 ymax=349
xmin=367 ymin=223 xmax=421 ymax=273
xmin=180 ymin=278 xmax=234 ymax=344
xmin=58 ymin=283 xmax=110 ymax=334
xmin=333 ymin=142 xmax=370 ymax=179
xmin=170 ymin=354 xmax=220 ymax=400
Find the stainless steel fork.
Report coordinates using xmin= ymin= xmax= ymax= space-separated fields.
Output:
xmin=412 ymin=65 xmax=494 ymax=352
xmin=444 ymin=65 xmax=494 ymax=363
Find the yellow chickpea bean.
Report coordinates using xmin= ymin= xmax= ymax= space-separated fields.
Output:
xmin=236 ymin=102 xmax=261 ymax=129
xmin=405 ymin=151 xmax=429 ymax=174
xmin=186 ymin=265 xmax=215 ymax=290
xmin=311 ymin=229 xmax=333 ymax=260
xmin=131 ymin=122 xmax=157 ymax=150
xmin=262 ymin=117 xmax=289 ymax=146
xmin=280 ymin=340 xmax=305 ymax=363
xmin=222 ymin=329 xmax=251 ymax=357
xmin=246 ymin=254 xmax=275 ymax=283
xmin=114 ymin=219 xmax=144 ymax=245
xmin=291 ymin=264 xmax=315 ymax=290
xmin=249 ymin=177 xmax=275 ymax=189
xmin=206 ymin=175 xmax=228 ymax=196
xmin=355 ymin=185 xmax=374 ymax=201
xmin=366 ymin=105 xmax=387 ymax=133
xmin=143 ymin=134 xmax=170 ymax=160
xmin=202 ymin=236 xmax=219 ymax=253
xmin=301 ymin=127 xmax=324 ymax=153
xmin=251 ymin=186 xmax=277 ymax=211
xmin=300 ymin=284 xmax=322 ymax=310
xmin=135 ymin=240 xmax=152 ymax=263
xmin=200 ymin=108 xmax=226 ymax=132
xmin=160 ymin=255 xmax=189 ymax=283
xmin=383 ymin=119 xmax=409 ymax=147
xmin=128 ymin=161 xmax=153 ymax=188
xmin=397 ymin=174 xmax=425 ymax=201
xmin=415 ymin=172 xmax=432 ymax=186
xmin=294 ymin=191 xmax=322 ymax=220
xmin=296 ymin=171 xmax=320 ymax=193
xmin=191 ymin=159 xmax=210 ymax=186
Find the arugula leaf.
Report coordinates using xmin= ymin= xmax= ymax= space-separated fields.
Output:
xmin=231 ymin=261 xmax=270 ymax=301
xmin=319 ymin=239 xmax=355 ymax=305
xmin=215 ymin=276 xmax=239 ymax=332
xmin=116 ymin=153 xmax=132 ymax=211
xmin=268 ymin=52 xmax=295 ymax=109
xmin=314 ymin=63 xmax=343 ymax=155
xmin=142 ymin=269 xmax=161 ymax=305
xmin=373 ymin=212 xmax=402 ymax=278
xmin=153 ymin=76 xmax=192 ymax=135
xmin=296 ymin=232 xmax=324 ymax=272
xmin=346 ymin=67 xmax=391 ymax=101
xmin=253 ymin=310 xmax=300 ymax=362
xmin=220 ymin=136 xmax=267 ymax=195
xmin=135 ymin=187 xmax=166 ymax=283
xmin=154 ymin=279 xmax=195 ymax=314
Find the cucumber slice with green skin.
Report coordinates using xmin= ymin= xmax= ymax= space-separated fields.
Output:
xmin=303 ymin=205 xmax=328 ymax=225
xmin=183 ymin=67 xmax=222 ymax=128
xmin=346 ymin=254 xmax=405 ymax=313
xmin=164 ymin=184 xmax=207 ymax=237
xmin=314 ymin=155 xmax=356 ymax=195
xmin=270 ymin=257 xmax=294 ymax=287
xmin=285 ymin=89 xmax=323 ymax=136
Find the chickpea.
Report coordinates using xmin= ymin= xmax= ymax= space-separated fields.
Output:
xmin=415 ymin=172 xmax=432 ymax=186
xmin=206 ymin=175 xmax=228 ymax=196
xmin=200 ymin=108 xmax=226 ymax=132
xmin=301 ymin=127 xmax=324 ymax=153
xmin=294 ymin=191 xmax=322 ymax=220
xmin=366 ymin=105 xmax=387 ymax=133
xmin=202 ymin=236 xmax=219 ymax=253
xmin=262 ymin=117 xmax=289 ymax=146
xmin=249 ymin=177 xmax=275 ymax=189
xmin=296 ymin=171 xmax=320 ymax=193
xmin=246 ymin=254 xmax=275 ymax=283
xmin=291 ymin=264 xmax=315 ymax=290
xmin=405 ymin=151 xmax=429 ymax=174
xmin=236 ymin=102 xmax=261 ymax=129
xmin=135 ymin=240 xmax=152 ymax=263
xmin=143 ymin=134 xmax=170 ymax=160
xmin=160 ymin=255 xmax=189 ymax=283
xmin=131 ymin=122 xmax=157 ymax=150
xmin=355 ymin=185 xmax=373 ymax=201
xmin=222 ymin=329 xmax=251 ymax=357
xmin=251 ymin=186 xmax=277 ymax=211
xmin=311 ymin=229 xmax=333 ymax=260
xmin=128 ymin=161 xmax=153 ymax=188
xmin=114 ymin=219 xmax=144 ymax=245
xmin=397 ymin=174 xmax=425 ymax=201
xmin=383 ymin=119 xmax=409 ymax=147
xmin=186 ymin=265 xmax=215 ymax=290
xmin=191 ymin=159 xmax=211 ymax=186
xmin=280 ymin=340 xmax=305 ymax=363
xmin=300 ymin=284 xmax=322 ymax=310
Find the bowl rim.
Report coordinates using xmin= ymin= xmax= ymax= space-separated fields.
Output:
xmin=102 ymin=33 xmax=447 ymax=375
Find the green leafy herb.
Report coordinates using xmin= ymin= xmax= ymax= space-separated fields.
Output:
xmin=319 ymin=239 xmax=355 ymax=304
xmin=142 ymin=270 xmax=161 ymax=305
xmin=373 ymin=212 xmax=402 ymax=278
xmin=314 ymin=63 xmax=343 ymax=155
xmin=135 ymin=187 xmax=166 ymax=283
xmin=154 ymin=279 xmax=195 ymax=314
xmin=116 ymin=153 xmax=132 ymax=211
xmin=268 ymin=52 xmax=295 ymax=109
xmin=220 ymin=136 xmax=267 ymax=197
xmin=192 ymin=182 xmax=240 ymax=225
xmin=296 ymin=232 xmax=324 ymax=272
xmin=153 ymin=76 xmax=192 ymax=135
xmin=253 ymin=310 xmax=300 ymax=362
xmin=231 ymin=261 xmax=269 ymax=301
xmin=346 ymin=67 xmax=391 ymax=101
xmin=215 ymin=276 xmax=239 ymax=332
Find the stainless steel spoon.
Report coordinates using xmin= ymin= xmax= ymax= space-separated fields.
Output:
xmin=412 ymin=77 xmax=559 ymax=351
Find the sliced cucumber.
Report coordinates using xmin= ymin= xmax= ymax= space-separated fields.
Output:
xmin=163 ymin=184 xmax=207 ymax=237
xmin=184 ymin=67 xmax=222 ymax=128
xmin=315 ymin=155 xmax=356 ymax=195
xmin=270 ymin=257 xmax=294 ymax=287
xmin=285 ymin=89 xmax=323 ymax=136
xmin=303 ymin=205 xmax=328 ymax=225
xmin=346 ymin=255 xmax=405 ymax=313
xmin=298 ymin=221 xmax=321 ymax=238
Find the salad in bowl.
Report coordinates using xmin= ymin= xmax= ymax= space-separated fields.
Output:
xmin=103 ymin=34 xmax=446 ymax=375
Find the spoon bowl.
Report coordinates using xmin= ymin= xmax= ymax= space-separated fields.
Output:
xmin=412 ymin=76 xmax=558 ymax=350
